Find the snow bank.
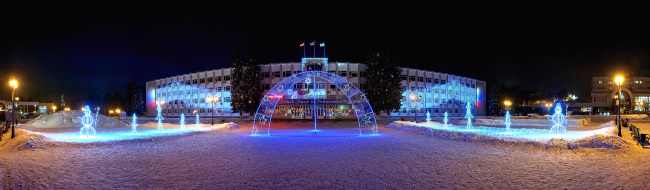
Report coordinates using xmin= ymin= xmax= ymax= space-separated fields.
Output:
xmin=386 ymin=121 xmax=630 ymax=150
xmin=458 ymin=118 xmax=588 ymax=127
xmin=0 ymin=128 xmax=51 ymax=151
xmin=25 ymin=111 xmax=129 ymax=128
xmin=0 ymin=122 xmax=243 ymax=151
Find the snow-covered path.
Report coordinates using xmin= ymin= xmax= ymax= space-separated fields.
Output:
xmin=2 ymin=122 xmax=650 ymax=189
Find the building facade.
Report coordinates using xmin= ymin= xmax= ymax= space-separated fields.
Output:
xmin=590 ymin=76 xmax=650 ymax=114
xmin=145 ymin=58 xmax=486 ymax=118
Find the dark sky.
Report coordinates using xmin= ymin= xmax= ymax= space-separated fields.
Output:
xmin=1 ymin=1 xmax=649 ymax=103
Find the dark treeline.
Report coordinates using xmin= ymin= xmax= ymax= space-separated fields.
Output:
xmin=63 ymin=79 xmax=145 ymax=116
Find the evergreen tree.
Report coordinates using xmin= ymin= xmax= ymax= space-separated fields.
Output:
xmin=487 ymin=74 xmax=503 ymax=116
xmin=364 ymin=50 xmax=403 ymax=115
xmin=230 ymin=48 xmax=247 ymax=117
xmin=244 ymin=54 xmax=262 ymax=116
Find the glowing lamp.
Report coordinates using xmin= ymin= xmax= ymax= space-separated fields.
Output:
xmin=614 ymin=76 xmax=623 ymax=85
xmin=53 ymin=106 xmax=57 ymax=111
xmin=116 ymin=109 xmax=121 ymax=113
xmin=9 ymin=80 xmax=18 ymax=88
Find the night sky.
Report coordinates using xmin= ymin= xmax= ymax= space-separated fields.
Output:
xmin=1 ymin=1 xmax=649 ymax=103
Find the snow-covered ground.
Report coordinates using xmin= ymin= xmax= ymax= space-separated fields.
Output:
xmin=1 ymin=118 xmax=650 ymax=189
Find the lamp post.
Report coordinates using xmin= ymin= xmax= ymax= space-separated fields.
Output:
xmin=206 ymin=95 xmax=218 ymax=125
xmin=545 ymin=103 xmax=551 ymax=115
xmin=53 ymin=106 xmax=57 ymax=113
xmin=504 ymin=100 xmax=512 ymax=111
xmin=9 ymin=80 xmax=18 ymax=138
xmin=615 ymin=76 xmax=623 ymax=137
xmin=410 ymin=93 xmax=422 ymax=123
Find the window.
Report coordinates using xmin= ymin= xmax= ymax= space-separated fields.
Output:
xmin=339 ymin=71 xmax=347 ymax=77
xmin=410 ymin=76 xmax=415 ymax=82
xmin=360 ymin=72 xmax=367 ymax=78
xmin=296 ymin=83 xmax=303 ymax=89
xmin=208 ymin=77 xmax=213 ymax=82
xmin=435 ymin=79 xmax=439 ymax=84
xmin=401 ymin=75 xmax=407 ymax=80
xmin=360 ymin=83 xmax=366 ymax=90
xmin=224 ymin=75 xmax=231 ymax=81
xmin=193 ymin=79 xmax=198 ymax=84
xmin=283 ymin=71 xmax=292 ymax=77
xmin=186 ymin=81 xmax=191 ymax=85
xmin=274 ymin=72 xmax=281 ymax=77
xmin=162 ymin=84 xmax=166 ymax=88
xmin=200 ymin=78 xmax=206 ymax=83
xmin=263 ymin=84 xmax=270 ymax=90
xmin=217 ymin=87 xmax=222 ymax=92
xmin=426 ymin=78 xmax=432 ymax=83
xmin=225 ymin=97 xmax=232 ymax=102
xmin=351 ymin=72 xmax=358 ymax=77
xmin=263 ymin=72 xmax=270 ymax=78
xmin=418 ymin=77 xmax=424 ymax=82
xmin=441 ymin=80 xmax=446 ymax=84
xmin=217 ymin=76 xmax=222 ymax=81
xmin=330 ymin=85 xmax=336 ymax=89
xmin=156 ymin=85 xmax=160 ymax=89
xmin=225 ymin=86 xmax=231 ymax=91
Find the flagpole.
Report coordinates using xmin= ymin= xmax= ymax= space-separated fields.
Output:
xmin=303 ymin=42 xmax=305 ymax=58
xmin=313 ymin=41 xmax=316 ymax=58
xmin=324 ymin=44 xmax=326 ymax=57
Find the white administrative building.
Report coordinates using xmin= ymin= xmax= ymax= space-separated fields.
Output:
xmin=145 ymin=57 xmax=486 ymax=118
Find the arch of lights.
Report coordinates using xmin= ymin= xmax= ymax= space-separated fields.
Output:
xmin=252 ymin=71 xmax=378 ymax=136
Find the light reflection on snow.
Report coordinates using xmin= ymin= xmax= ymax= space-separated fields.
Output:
xmin=43 ymin=127 xmax=215 ymax=143
xmin=417 ymin=122 xmax=613 ymax=141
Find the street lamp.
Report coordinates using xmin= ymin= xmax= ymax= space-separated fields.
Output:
xmin=545 ymin=103 xmax=551 ymax=115
xmin=206 ymin=95 xmax=219 ymax=125
xmin=615 ymin=76 xmax=623 ymax=137
xmin=410 ymin=93 xmax=422 ymax=123
xmin=504 ymin=100 xmax=512 ymax=111
xmin=9 ymin=80 xmax=18 ymax=138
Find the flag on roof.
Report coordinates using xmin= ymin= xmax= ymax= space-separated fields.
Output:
xmin=299 ymin=42 xmax=305 ymax=47
xmin=310 ymin=41 xmax=315 ymax=46
xmin=320 ymin=42 xmax=325 ymax=47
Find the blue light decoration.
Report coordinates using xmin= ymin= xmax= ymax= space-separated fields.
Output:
xmin=426 ymin=111 xmax=431 ymax=122
xmin=465 ymin=101 xmax=474 ymax=130
xmin=252 ymin=70 xmax=378 ymax=136
xmin=155 ymin=103 xmax=164 ymax=132
xmin=504 ymin=111 xmax=512 ymax=134
xmin=180 ymin=113 xmax=186 ymax=130
xmin=196 ymin=113 xmax=199 ymax=128
xmin=131 ymin=113 xmax=138 ymax=134
xmin=443 ymin=112 xmax=448 ymax=127
xmin=549 ymin=103 xmax=566 ymax=136
xmin=79 ymin=105 xmax=96 ymax=137
xmin=94 ymin=106 xmax=100 ymax=129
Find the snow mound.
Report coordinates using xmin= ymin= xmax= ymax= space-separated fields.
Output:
xmin=25 ymin=111 xmax=129 ymax=128
xmin=386 ymin=121 xmax=631 ymax=150
xmin=222 ymin=122 xmax=241 ymax=129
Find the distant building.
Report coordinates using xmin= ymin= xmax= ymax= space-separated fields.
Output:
xmin=589 ymin=76 xmax=650 ymax=114
xmin=0 ymin=100 xmax=55 ymax=120
xmin=146 ymin=57 xmax=487 ymax=118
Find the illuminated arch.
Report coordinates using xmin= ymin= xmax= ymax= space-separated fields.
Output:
xmin=610 ymin=87 xmax=634 ymax=102
xmin=252 ymin=71 xmax=378 ymax=136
